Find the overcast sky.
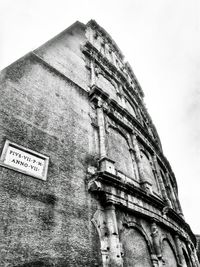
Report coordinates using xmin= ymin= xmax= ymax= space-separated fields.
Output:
xmin=0 ymin=0 xmax=200 ymax=234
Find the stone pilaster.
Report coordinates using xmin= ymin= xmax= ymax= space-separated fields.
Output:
xmin=97 ymin=101 xmax=107 ymax=159
xmin=129 ymin=147 xmax=140 ymax=181
xmin=105 ymin=204 xmax=123 ymax=266
xmin=96 ymin=101 xmax=115 ymax=174
xmin=118 ymin=84 xmax=126 ymax=109
xmin=104 ymin=43 xmax=110 ymax=60
xmin=173 ymin=189 xmax=184 ymax=218
xmin=91 ymin=205 xmax=123 ymax=267
xmin=187 ymin=241 xmax=200 ymax=267
xmin=150 ymin=254 xmax=159 ymax=267
xmin=152 ymin=155 xmax=172 ymax=207
xmin=132 ymin=134 xmax=152 ymax=193
xmin=86 ymin=26 xmax=94 ymax=44
xmin=151 ymin=222 xmax=162 ymax=259
xmin=166 ymin=173 xmax=182 ymax=215
xmin=174 ymin=235 xmax=185 ymax=266
xmin=90 ymin=61 xmax=96 ymax=87
xmin=111 ymin=51 xmax=117 ymax=67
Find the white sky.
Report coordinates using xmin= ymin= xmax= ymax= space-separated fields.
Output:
xmin=0 ymin=0 xmax=200 ymax=234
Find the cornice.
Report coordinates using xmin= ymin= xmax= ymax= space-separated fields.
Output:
xmin=88 ymin=170 xmax=196 ymax=246
xmin=86 ymin=21 xmax=145 ymax=99
xmin=89 ymin=84 xmax=178 ymax=191
xmin=82 ymin=40 xmax=165 ymax=152
xmin=82 ymin=41 xmax=144 ymax=99
xmin=82 ymin=41 xmax=163 ymax=150
xmin=86 ymin=20 xmax=124 ymax=61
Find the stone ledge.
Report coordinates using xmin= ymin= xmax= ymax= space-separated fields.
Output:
xmin=88 ymin=170 xmax=196 ymax=246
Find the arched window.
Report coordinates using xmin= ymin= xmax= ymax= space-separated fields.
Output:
xmin=96 ymin=73 xmax=117 ymax=100
xmin=182 ymin=248 xmax=192 ymax=267
xmin=124 ymin=98 xmax=137 ymax=118
xmin=162 ymin=239 xmax=178 ymax=267
xmin=140 ymin=150 xmax=159 ymax=194
xmin=107 ymin=127 xmax=135 ymax=179
xmin=160 ymin=170 xmax=171 ymax=201
xmin=120 ymin=227 xmax=152 ymax=267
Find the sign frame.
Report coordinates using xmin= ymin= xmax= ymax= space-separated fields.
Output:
xmin=0 ymin=140 xmax=49 ymax=181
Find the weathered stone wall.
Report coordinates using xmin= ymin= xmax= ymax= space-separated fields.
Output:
xmin=107 ymin=127 xmax=135 ymax=178
xmin=116 ymin=209 xmax=180 ymax=267
xmin=196 ymin=235 xmax=200 ymax=263
xmin=121 ymin=227 xmax=152 ymax=267
xmin=35 ymin=21 xmax=89 ymax=92
xmin=0 ymin=19 xmax=198 ymax=267
xmin=0 ymin=39 xmax=101 ymax=266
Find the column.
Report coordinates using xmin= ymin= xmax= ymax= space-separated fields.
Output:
xmin=150 ymin=254 xmax=159 ymax=267
xmin=174 ymin=235 xmax=185 ymax=266
xmin=96 ymin=101 xmax=115 ymax=174
xmin=187 ymin=241 xmax=200 ymax=267
xmin=105 ymin=204 xmax=123 ymax=266
xmin=127 ymin=134 xmax=140 ymax=181
xmin=152 ymin=155 xmax=172 ymax=207
xmin=104 ymin=43 xmax=111 ymax=61
xmin=97 ymin=101 xmax=107 ymax=159
xmin=132 ymin=134 xmax=152 ymax=193
xmin=151 ymin=222 xmax=162 ymax=259
xmin=86 ymin=27 xmax=94 ymax=44
xmin=111 ymin=50 xmax=117 ymax=67
xmin=166 ymin=173 xmax=181 ymax=215
xmin=90 ymin=60 xmax=96 ymax=87
xmin=118 ymin=84 xmax=126 ymax=109
xmin=173 ymin=189 xmax=184 ymax=218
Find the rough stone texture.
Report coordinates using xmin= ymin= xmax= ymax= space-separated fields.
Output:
xmin=196 ymin=235 xmax=200 ymax=263
xmin=35 ymin=21 xmax=89 ymax=92
xmin=120 ymin=227 xmax=152 ymax=267
xmin=0 ymin=20 xmax=199 ymax=267
xmin=162 ymin=240 xmax=178 ymax=267
xmin=107 ymin=127 xmax=135 ymax=178
xmin=0 ymin=29 xmax=101 ymax=266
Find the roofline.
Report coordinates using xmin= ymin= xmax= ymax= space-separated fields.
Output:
xmin=87 ymin=19 xmax=124 ymax=60
xmin=34 ymin=20 xmax=86 ymax=52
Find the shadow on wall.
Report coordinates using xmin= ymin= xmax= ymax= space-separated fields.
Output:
xmin=15 ymin=260 xmax=66 ymax=267
xmin=15 ymin=261 xmax=47 ymax=267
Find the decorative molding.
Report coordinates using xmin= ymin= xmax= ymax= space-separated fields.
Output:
xmin=89 ymin=84 xmax=178 ymax=192
xmin=87 ymin=20 xmax=124 ymax=61
xmin=91 ymin=206 xmax=123 ymax=267
xmin=82 ymin=41 xmax=144 ymax=99
xmin=88 ymin=170 xmax=196 ymax=247
xmin=83 ymin=40 xmax=162 ymax=150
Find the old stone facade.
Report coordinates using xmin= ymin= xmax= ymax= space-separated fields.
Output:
xmin=196 ymin=235 xmax=200 ymax=263
xmin=0 ymin=20 xmax=199 ymax=267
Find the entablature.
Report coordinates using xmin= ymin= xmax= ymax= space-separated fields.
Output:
xmin=86 ymin=20 xmax=145 ymax=100
xmin=87 ymin=20 xmax=124 ymax=61
xmin=89 ymin=84 xmax=177 ymax=190
xmin=88 ymin=170 xmax=196 ymax=247
xmin=82 ymin=41 xmax=163 ymax=150
xmin=82 ymin=40 xmax=144 ymax=99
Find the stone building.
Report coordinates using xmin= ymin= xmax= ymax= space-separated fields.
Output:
xmin=0 ymin=20 xmax=199 ymax=267
xmin=196 ymin=235 xmax=200 ymax=263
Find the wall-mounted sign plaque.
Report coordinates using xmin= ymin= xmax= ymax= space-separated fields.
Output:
xmin=0 ymin=140 xmax=49 ymax=180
